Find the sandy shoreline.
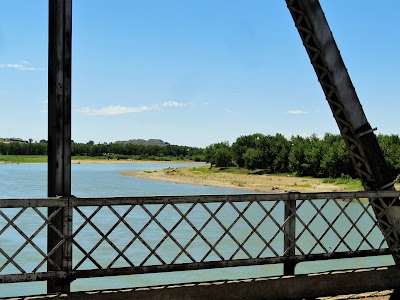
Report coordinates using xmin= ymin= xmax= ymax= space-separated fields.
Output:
xmin=0 ymin=159 xmax=205 ymax=165
xmin=71 ymin=159 xmax=205 ymax=165
xmin=120 ymin=166 xmax=341 ymax=193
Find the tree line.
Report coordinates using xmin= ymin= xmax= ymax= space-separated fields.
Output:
xmin=2 ymin=133 xmax=400 ymax=179
xmin=0 ymin=141 xmax=204 ymax=161
xmin=204 ymin=133 xmax=400 ymax=179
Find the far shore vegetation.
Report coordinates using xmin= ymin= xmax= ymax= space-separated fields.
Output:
xmin=1 ymin=133 xmax=400 ymax=188
xmin=0 ymin=155 xmax=196 ymax=164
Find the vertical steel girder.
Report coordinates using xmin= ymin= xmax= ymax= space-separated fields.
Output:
xmin=48 ymin=0 xmax=73 ymax=293
xmin=285 ymin=0 xmax=400 ymax=263
xmin=43 ymin=1 xmax=400 ymax=293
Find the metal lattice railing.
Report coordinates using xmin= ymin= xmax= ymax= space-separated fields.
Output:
xmin=73 ymin=199 xmax=281 ymax=267
xmin=1 ymin=191 xmax=400 ymax=286
xmin=0 ymin=198 xmax=70 ymax=283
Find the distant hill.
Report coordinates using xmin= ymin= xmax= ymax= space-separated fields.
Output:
xmin=114 ymin=139 xmax=170 ymax=146
xmin=0 ymin=137 xmax=28 ymax=143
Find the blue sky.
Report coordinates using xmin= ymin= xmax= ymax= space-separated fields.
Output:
xmin=0 ymin=1 xmax=399 ymax=147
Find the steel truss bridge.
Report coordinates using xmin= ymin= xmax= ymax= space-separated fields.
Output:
xmin=1 ymin=0 xmax=400 ymax=299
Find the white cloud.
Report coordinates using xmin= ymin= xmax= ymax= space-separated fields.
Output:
xmin=162 ymin=101 xmax=188 ymax=107
xmin=288 ymin=109 xmax=308 ymax=115
xmin=76 ymin=105 xmax=158 ymax=116
xmin=225 ymin=108 xmax=233 ymax=113
xmin=0 ymin=61 xmax=44 ymax=71
xmin=76 ymin=100 xmax=189 ymax=116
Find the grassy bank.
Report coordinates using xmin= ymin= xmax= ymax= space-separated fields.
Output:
xmin=0 ymin=155 xmax=109 ymax=163
xmin=321 ymin=176 xmax=364 ymax=191
xmin=0 ymin=155 xmax=48 ymax=163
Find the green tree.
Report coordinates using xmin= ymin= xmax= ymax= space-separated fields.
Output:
xmin=302 ymin=135 xmax=326 ymax=177
xmin=288 ymin=136 xmax=306 ymax=175
xmin=321 ymin=140 xmax=352 ymax=178
xmin=271 ymin=134 xmax=290 ymax=173
xmin=378 ymin=134 xmax=400 ymax=177
xmin=231 ymin=134 xmax=265 ymax=167
xmin=204 ymin=142 xmax=233 ymax=167
xmin=243 ymin=148 xmax=264 ymax=170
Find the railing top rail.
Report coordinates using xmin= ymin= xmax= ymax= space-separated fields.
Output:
xmin=0 ymin=197 xmax=68 ymax=208
xmin=0 ymin=191 xmax=400 ymax=208
xmin=1 ymin=190 xmax=399 ymax=208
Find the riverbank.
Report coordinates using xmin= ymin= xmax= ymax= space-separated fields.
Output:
xmin=120 ymin=166 xmax=351 ymax=192
xmin=71 ymin=159 xmax=204 ymax=165
xmin=0 ymin=155 xmax=203 ymax=165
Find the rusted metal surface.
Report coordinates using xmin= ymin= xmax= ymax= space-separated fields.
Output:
xmin=0 ymin=271 xmax=67 ymax=284
xmin=0 ymin=197 xmax=68 ymax=208
xmin=285 ymin=0 xmax=400 ymax=264
xmin=48 ymin=0 xmax=72 ymax=293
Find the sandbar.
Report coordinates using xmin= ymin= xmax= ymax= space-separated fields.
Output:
xmin=120 ymin=166 xmax=341 ymax=193
xmin=71 ymin=159 xmax=204 ymax=165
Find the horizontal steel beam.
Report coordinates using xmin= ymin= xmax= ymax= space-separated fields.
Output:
xmin=2 ymin=191 xmax=400 ymax=208
xmin=0 ymin=271 xmax=67 ymax=284
xmin=0 ymin=197 xmax=68 ymax=208
xmin=3 ymin=247 xmax=399 ymax=284
xmin=68 ymin=194 xmax=273 ymax=206
xmin=70 ymin=247 xmax=400 ymax=280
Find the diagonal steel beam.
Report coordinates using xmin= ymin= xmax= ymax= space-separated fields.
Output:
xmin=285 ymin=0 xmax=400 ymax=263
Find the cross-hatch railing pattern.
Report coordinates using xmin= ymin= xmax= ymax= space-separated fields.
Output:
xmin=1 ymin=191 xmax=400 ymax=288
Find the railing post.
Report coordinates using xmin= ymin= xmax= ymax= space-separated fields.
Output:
xmin=48 ymin=0 xmax=72 ymax=293
xmin=63 ymin=198 xmax=73 ymax=283
xmin=283 ymin=193 xmax=296 ymax=276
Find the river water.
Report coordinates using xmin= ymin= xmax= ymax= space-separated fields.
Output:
xmin=0 ymin=163 xmax=394 ymax=297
